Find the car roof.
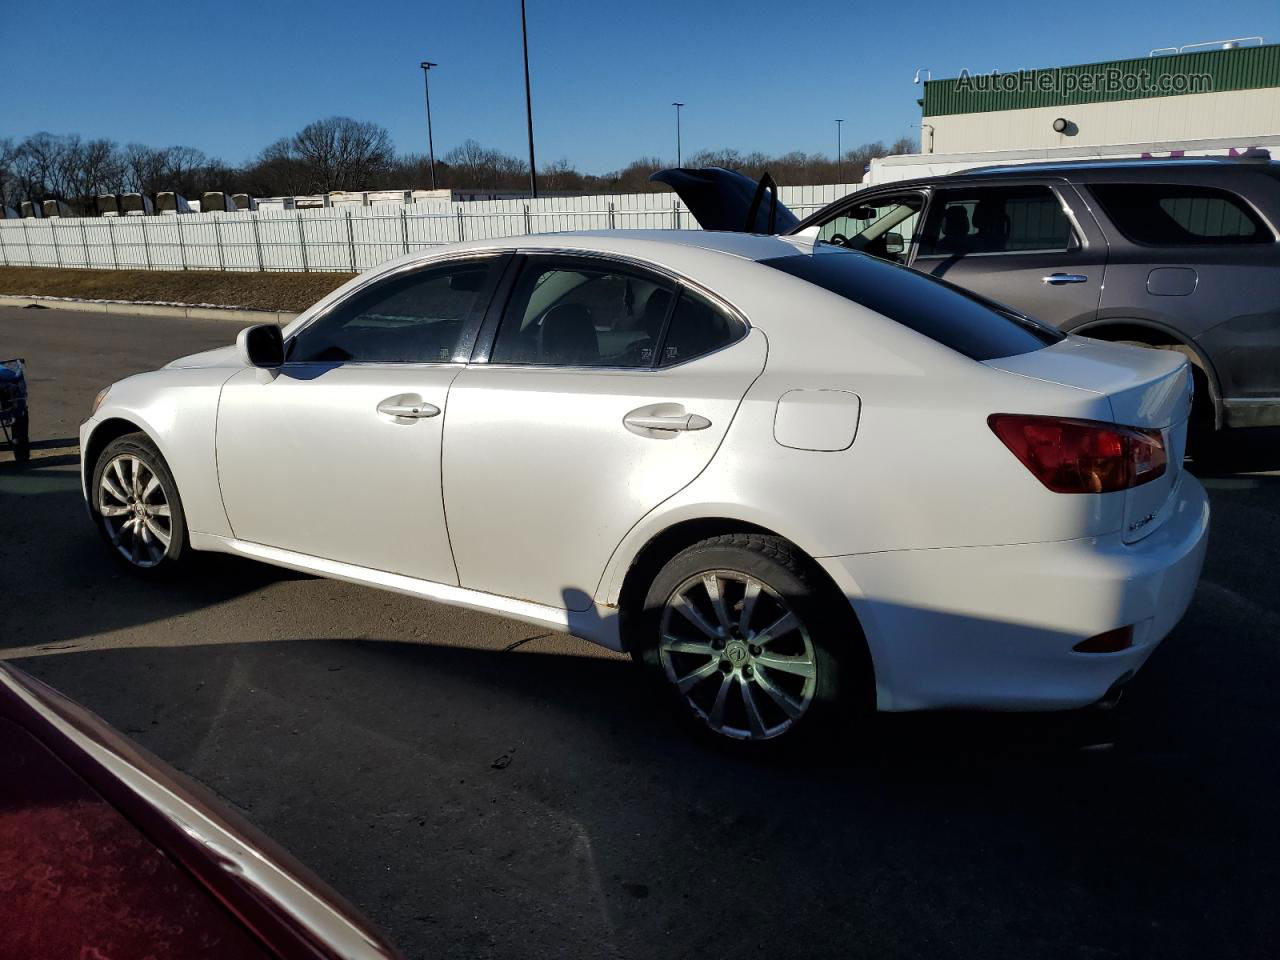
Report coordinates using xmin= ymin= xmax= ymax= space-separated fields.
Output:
xmin=432 ymin=229 xmax=818 ymax=264
xmin=958 ymin=156 xmax=1276 ymax=177
xmin=868 ymin=156 xmax=1280 ymax=192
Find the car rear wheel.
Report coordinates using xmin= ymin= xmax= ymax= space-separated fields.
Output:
xmin=634 ymin=534 xmax=865 ymax=748
xmin=91 ymin=433 xmax=190 ymax=575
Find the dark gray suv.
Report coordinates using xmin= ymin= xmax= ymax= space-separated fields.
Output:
xmin=658 ymin=157 xmax=1280 ymax=439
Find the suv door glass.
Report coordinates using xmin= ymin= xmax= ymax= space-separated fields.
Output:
xmin=917 ymin=185 xmax=1075 ymax=257
xmin=491 ymin=261 xmax=675 ymax=367
xmin=288 ymin=260 xmax=495 ymax=363
xmin=817 ymin=194 xmax=924 ymax=263
xmin=1089 ymin=183 xmax=1270 ymax=245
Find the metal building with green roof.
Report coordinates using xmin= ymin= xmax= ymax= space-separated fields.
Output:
xmin=916 ymin=41 xmax=1280 ymax=155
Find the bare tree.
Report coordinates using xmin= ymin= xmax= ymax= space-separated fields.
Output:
xmin=122 ymin=143 xmax=172 ymax=194
xmin=0 ymin=120 xmax=921 ymax=210
xmin=290 ymin=117 xmax=394 ymax=193
xmin=0 ymin=137 xmax=19 ymax=208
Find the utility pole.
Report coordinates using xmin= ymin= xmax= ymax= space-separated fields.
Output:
xmin=672 ymin=102 xmax=684 ymax=167
xmin=836 ymin=119 xmax=844 ymax=183
xmin=420 ymin=61 xmax=439 ymax=190
xmin=520 ymin=0 xmax=538 ymax=197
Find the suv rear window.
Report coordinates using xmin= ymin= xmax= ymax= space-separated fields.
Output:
xmin=761 ymin=252 xmax=1063 ymax=361
xmin=1090 ymin=183 xmax=1271 ymax=245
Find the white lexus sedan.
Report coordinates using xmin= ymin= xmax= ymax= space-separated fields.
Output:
xmin=81 ymin=231 xmax=1209 ymax=747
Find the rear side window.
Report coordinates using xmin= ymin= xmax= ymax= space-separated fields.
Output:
xmin=1090 ymin=183 xmax=1271 ymax=245
xmin=918 ymin=185 xmax=1076 ymax=257
xmin=658 ymin=289 xmax=745 ymax=367
xmin=761 ymin=252 xmax=1062 ymax=361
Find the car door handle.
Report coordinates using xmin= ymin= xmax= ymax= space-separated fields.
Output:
xmin=1042 ymin=273 xmax=1088 ymax=285
xmin=377 ymin=395 xmax=440 ymax=419
xmin=623 ymin=412 xmax=712 ymax=432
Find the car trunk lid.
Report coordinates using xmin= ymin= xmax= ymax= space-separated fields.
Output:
xmin=986 ymin=336 xmax=1194 ymax=542
xmin=649 ymin=167 xmax=801 ymax=233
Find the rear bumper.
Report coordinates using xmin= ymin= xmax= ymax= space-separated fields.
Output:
xmin=819 ymin=474 xmax=1210 ymax=712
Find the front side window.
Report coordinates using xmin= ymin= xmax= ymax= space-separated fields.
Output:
xmin=491 ymin=261 xmax=675 ymax=367
xmin=917 ymin=185 xmax=1075 ymax=257
xmin=816 ymin=194 xmax=925 ymax=263
xmin=287 ymin=259 xmax=495 ymax=363
xmin=1089 ymin=183 xmax=1271 ymax=245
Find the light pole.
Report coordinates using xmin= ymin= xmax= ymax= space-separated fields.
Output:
xmin=520 ymin=0 xmax=538 ymax=197
xmin=675 ymin=103 xmax=686 ymax=168
xmin=420 ymin=61 xmax=438 ymax=191
xmin=835 ymin=119 xmax=844 ymax=183
xmin=672 ymin=102 xmax=684 ymax=167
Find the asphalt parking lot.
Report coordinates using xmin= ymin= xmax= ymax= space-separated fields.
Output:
xmin=2 ymin=303 xmax=1279 ymax=960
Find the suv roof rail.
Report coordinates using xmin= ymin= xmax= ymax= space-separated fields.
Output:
xmin=957 ymin=150 xmax=1273 ymax=176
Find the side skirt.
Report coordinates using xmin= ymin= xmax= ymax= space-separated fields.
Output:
xmin=189 ymin=533 xmax=624 ymax=651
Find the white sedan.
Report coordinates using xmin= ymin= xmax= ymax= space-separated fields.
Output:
xmin=81 ymin=231 xmax=1209 ymax=746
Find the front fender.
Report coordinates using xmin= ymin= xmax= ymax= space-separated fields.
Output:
xmin=83 ymin=369 xmax=235 ymax=539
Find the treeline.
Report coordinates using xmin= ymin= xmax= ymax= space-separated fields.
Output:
xmin=1 ymin=117 xmax=917 ymax=213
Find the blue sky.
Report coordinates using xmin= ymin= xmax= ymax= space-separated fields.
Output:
xmin=4 ymin=1 xmax=1278 ymax=173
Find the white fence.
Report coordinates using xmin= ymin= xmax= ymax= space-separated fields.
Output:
xmin=0 ymin=184 xmax=860 ymax=275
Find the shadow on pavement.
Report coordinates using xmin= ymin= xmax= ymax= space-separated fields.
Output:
xmin=11 ymin=618 xmax=1279 ymax=960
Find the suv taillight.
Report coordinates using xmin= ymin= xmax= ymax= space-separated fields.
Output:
xmin=988 ymin=414 xmax=1166 ymax=493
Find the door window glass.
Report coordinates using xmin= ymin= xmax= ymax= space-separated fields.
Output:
xmin=816 ymin=194 xmax=924 ymax=263
xmin=491 ymin=262 xmax=675 ymax=367
xmin=287 ymin=260 xmax=494 ymax=363
xmin=658 ymin=289 xmax=746 ymax=367
xmin=918 ymin=186 xmax=1075 ymax=257
xmin=1089 ymin=183 xmax=1270 ymax=245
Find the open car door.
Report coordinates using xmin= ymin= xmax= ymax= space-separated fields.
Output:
xmin=649 ymin=167 xmax=801 ymax=233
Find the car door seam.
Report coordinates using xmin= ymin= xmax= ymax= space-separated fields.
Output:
xmin=437 ymin=364 xmax=468 ymax=587
xmin=591 ymin=328 xmax=772 ymax=605
xmin=212 ymin=367 xmax=248 ymax=539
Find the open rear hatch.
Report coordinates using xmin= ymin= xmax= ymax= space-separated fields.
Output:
xmin=986 ymin=337 xmax=1194 ymax=542
xmin=649 ymin=167 xmax=801 ymax=233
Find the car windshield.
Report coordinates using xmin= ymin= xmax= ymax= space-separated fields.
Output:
xmin=761 ymin=251 xmax=1063 ymax=361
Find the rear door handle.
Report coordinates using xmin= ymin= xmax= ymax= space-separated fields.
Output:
xmin=1042 ymin=273 xmax=1088 ymax=285
xmin=623 ymin=412 xmax=712 ymax=432
xmin=377 ymin=395 xmax=440 ymax=419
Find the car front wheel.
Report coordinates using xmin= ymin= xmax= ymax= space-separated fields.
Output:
xmin=91 ymin=432 xmax=190 ymax=575
xmin=635 ymin=534 xmax=865 ymax=747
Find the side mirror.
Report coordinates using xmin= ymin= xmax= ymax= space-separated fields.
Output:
xmin=883 ymin=232 xmax=905 ymax=255
xmin=236 ymin=324 xmax=284 ymax=368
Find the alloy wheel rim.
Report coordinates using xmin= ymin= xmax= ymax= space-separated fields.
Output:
xmin=659 ymin=570 xmax=817 ymax=740
xmin=98 ymin=454 xmax=172 ymax=568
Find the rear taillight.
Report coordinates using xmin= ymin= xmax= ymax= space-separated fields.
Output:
xmin=988 ymin=414 xmax=1167 ymax=493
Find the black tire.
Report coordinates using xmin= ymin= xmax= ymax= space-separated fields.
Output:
xmin=632 ymin=533 xmax=870 ymax=750
xmin=11 ymin=413 xmax=29 ymax=463
xmin=90 ymin=432 xmax=191 ymax=577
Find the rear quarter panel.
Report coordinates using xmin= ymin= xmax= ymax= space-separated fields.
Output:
xmin=597 ymin=274 xmax=1124 ymax=605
